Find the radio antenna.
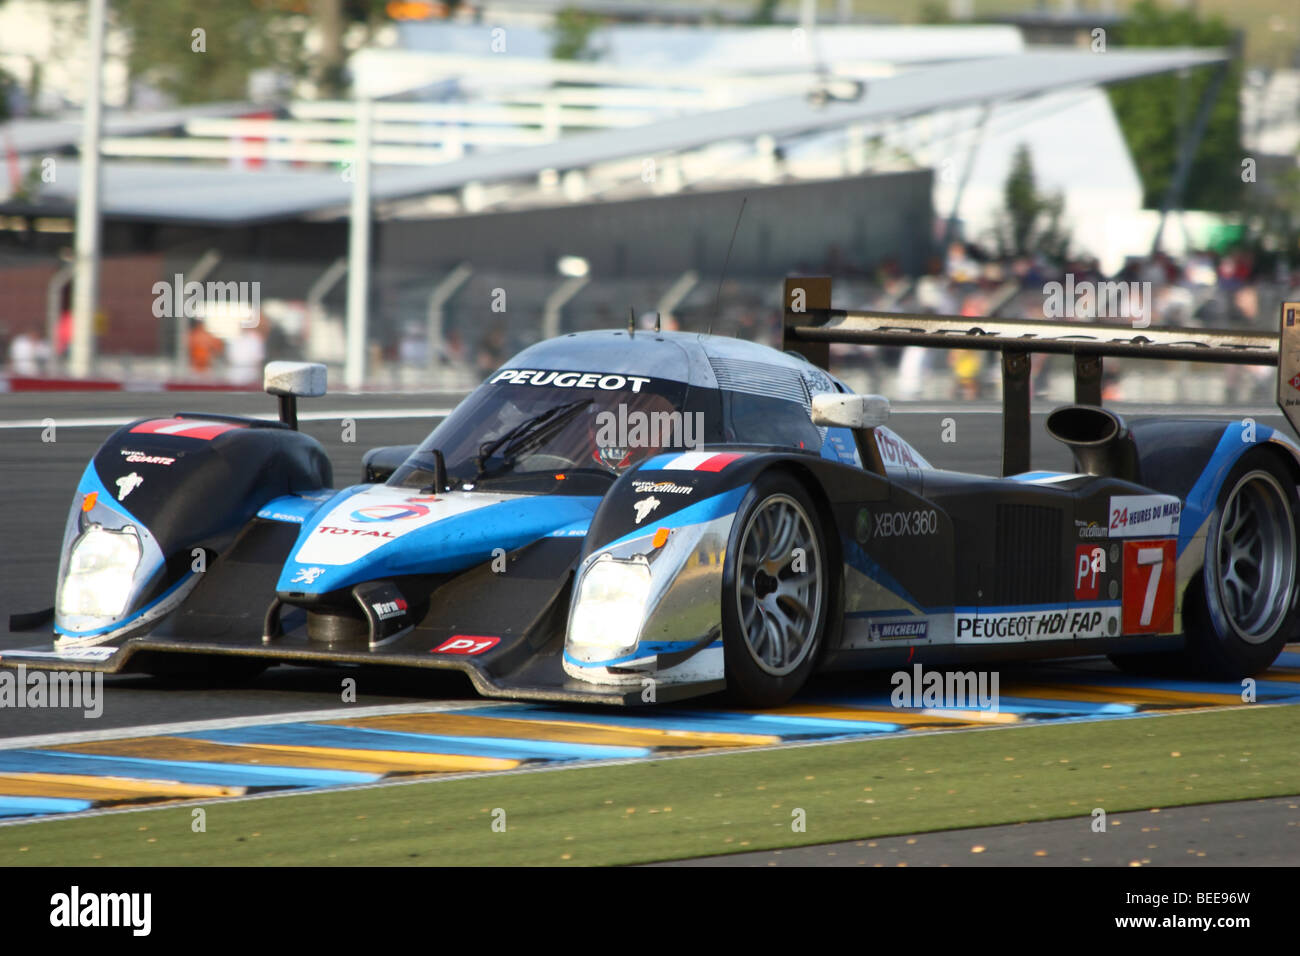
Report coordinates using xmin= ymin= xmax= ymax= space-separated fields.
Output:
xmin=709 ymin=196 xmax=747 ymax=336
xmin=628 ymin=306 xmax=635 ymax=336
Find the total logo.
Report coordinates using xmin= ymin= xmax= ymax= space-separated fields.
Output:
xmin=350 ymin=497 xmax=437 ymax=523
xmin=317 ymin=526 xmax=396 ymax=538
xmin=875 ymin=429 xmax=925 ymax=470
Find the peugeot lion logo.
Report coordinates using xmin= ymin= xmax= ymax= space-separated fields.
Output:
xmin=115 ymin=472 xmax=143 ymax=501
xmin=633 ymin=496 xmax=661 ymax=524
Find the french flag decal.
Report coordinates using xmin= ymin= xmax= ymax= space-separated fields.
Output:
xmin=644 ymin=451 xmax=746 ymax=472
xmin=130 ymin=418 xmax=245 ymax=440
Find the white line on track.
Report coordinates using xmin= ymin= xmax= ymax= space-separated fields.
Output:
xmin=0 ymin=698 xmax=510 ymax=751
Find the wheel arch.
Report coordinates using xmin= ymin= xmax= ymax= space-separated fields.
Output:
xmin=1182 ymin=447 xmax=1300 ymax=677
xmin=1260 ymin=436 xmax=1300 ymax=487
xmin=1177 ymin=437 xmax=1300 ymax=615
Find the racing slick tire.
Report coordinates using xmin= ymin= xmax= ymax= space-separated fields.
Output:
xmin=721 ymin=472 xmax=830 ymax=707
xmin=1113 ymin=454 xmax=1300 ymax=679
xmin=1183 ymin=455 xmax=1300 ymax=678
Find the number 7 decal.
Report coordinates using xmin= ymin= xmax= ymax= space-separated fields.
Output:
xmin=1136 ymin=547 xmax=1163 ymax=626
xmin=1122 ymin=540 xmax=1176 ymax=633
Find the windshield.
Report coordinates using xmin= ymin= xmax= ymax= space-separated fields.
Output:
xmin=389 ymin=369 xmax=718 ymax=492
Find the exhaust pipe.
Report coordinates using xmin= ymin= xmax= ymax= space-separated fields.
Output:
xmin=1045 ymin=405 xmax=1140 ymax=483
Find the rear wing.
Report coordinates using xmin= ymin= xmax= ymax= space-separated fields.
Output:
xmin=780 ymin=277 xmax=1299 ymax=477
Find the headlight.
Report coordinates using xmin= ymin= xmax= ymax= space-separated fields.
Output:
xmin=568 ymin=555 xmax=652 ymax=658
xmin=57 ymin=525 xmax=142 ymax=620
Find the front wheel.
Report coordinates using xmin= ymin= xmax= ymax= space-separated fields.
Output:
xmin=1183 ymin=455 xmax=1300 ymax=678
xmin=721 ymin=473 xmax=830 ymax=707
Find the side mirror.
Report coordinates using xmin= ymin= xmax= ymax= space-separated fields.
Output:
xmin=265 ymin=361 xmax=327 ymax=398
xmin=811 ymin=393 xmax=889 ymax=430
xmin=361 ymin=444 xmax=418 ymax=484
xmin=264 ymin=361 xmax=327 ymax=429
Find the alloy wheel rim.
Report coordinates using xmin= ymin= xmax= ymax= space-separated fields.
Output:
xmin=1213 ymin=470 xmax=1296 ymax=645
xmin=735 ymin=494 xmax=823 ymax=676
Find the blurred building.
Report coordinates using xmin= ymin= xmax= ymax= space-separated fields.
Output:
xmin=0 ymin=0 xmax=132 ymax=112
xmin=0 ymin=13 xmax=1250 ymax=385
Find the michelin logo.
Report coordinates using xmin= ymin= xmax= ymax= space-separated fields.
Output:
xmin=869 ymin=619 xmax=929 ymax=642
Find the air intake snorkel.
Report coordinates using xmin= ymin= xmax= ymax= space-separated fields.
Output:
xmin=1045 ymin=405 xmax=1141 ymax=483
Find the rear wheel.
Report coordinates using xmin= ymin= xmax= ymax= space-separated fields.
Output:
xmin=1184 ymin=457 xmax=1300 ymax=677
xmin=721 ymin=473 xmax=829 ymax=707
xmin=1113 ymin=454 xmax=1300 ymax=678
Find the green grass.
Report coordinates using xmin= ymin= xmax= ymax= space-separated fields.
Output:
xmin=2 ymin=706 xmax=1298 ymax=866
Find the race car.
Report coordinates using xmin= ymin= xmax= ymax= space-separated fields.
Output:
xmin=5 ymin=309 xmax=1300 ymax=707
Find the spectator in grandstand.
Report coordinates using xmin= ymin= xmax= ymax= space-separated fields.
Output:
xmin=187 ymin=318 xmax=224 ymax=375
xmin=227 ymin=321 xmax=266 ymax=386
xmin=475 ymin=324 xmax=507 ymax=379
xmin=7 ymin=330 xmax=49 ymax=376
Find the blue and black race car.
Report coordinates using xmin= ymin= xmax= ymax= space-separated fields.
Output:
xmin=6 ymin=307 xmax=1300 ymax=706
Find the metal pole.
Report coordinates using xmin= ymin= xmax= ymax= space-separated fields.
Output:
xmin=1000 ymin=350 xmax=1031 ymax=477
xmin=655 ymin=269 xmax=699 ymax=327
xmin=305 ymin=256 xmax=348 ymax=352
xmin=1151 ymin=63 xmax=1228 ymax=256
xmin=800 ymin=0 xmax=827 ymax=80
xmin=542 ymin=275 xmax=590 ymax=341
xmin=427 ymin=262 xmax=473 ymax=364
xmin=800 ymin=0 xmax=815 ymax=33
xmin=69 ymin=0 xmax=106 ymax=378
xmin=344 ymin=94 xmax=372 ymax=390
xmin=943 ymin=102 xmax=991 ymax=250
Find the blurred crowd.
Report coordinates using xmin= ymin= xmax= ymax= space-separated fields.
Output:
xmin=5 ymin=241 xmax=1295 ymax=400
xmin=817 ymin=241 xmax=1297 ymax=403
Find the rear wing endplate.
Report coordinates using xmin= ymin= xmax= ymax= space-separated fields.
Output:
xmin=781 ymin=277 xmax=1295 ymax=477
xmin=1278 ymin=301 xmax=1300 ymax=435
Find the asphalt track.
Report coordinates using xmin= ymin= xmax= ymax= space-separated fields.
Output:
xmin=653 ymin=795 xmax=1300 ymax=866
xmin=1 ymin=390 xmax=1298 ymax=860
